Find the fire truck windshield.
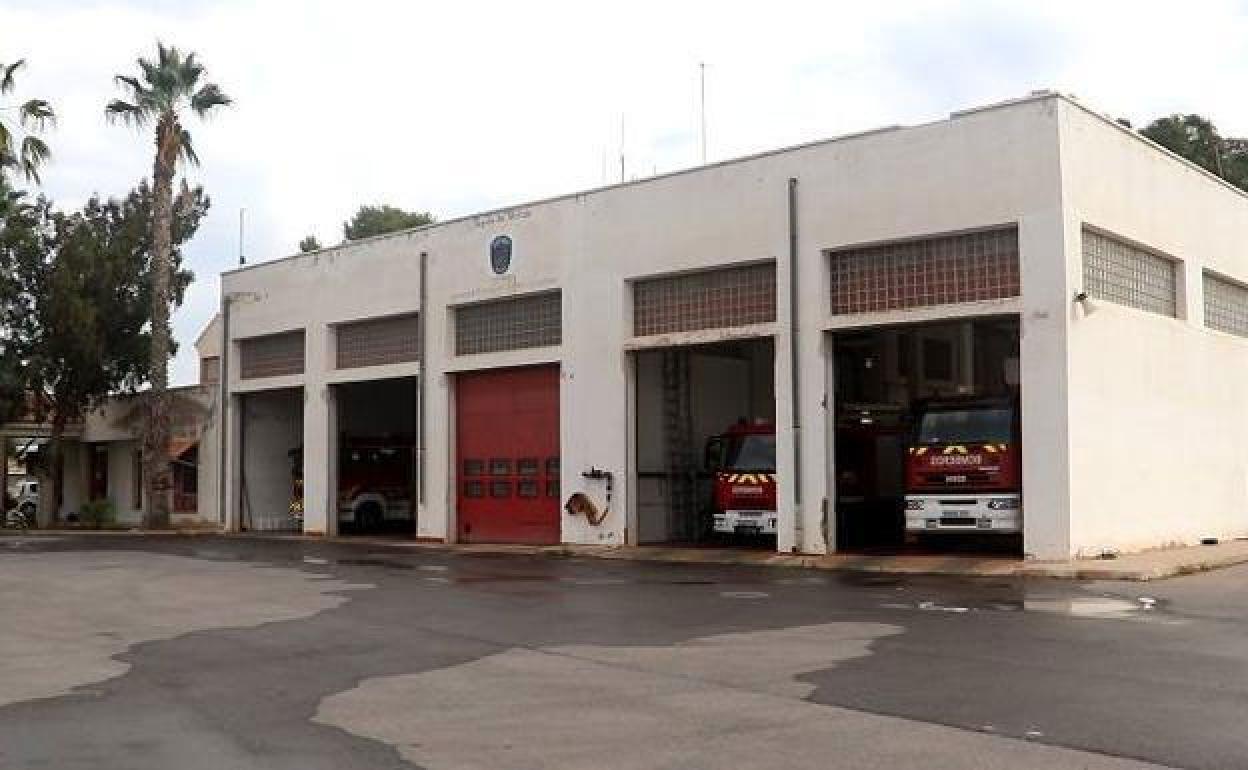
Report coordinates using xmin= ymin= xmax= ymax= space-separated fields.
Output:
xmin=723 ymin=434 xmax=776 ymax=472
xmin=916 ymin=408 xmax=1012 ymax=445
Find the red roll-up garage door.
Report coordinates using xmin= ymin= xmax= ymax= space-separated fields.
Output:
xmin=456 ymin=365 xmax=561 ymax=544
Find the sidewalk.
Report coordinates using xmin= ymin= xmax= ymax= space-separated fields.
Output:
xmin=7 ymin=528 xmax=1248 ymax=581
xmin=230 ymin=532 xmax=1248 ymax=581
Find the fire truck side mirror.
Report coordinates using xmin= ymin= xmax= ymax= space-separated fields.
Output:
xmin=704 ymin=437 xmax=725 ymax=472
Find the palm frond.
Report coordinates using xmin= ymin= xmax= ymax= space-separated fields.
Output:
xmin=178 ymin=127 xmax=199 ymax=166
xmin=19 ymin=135 xmax=49 ymax=183
xmin=0 ymin=120 xmax=10 ymax=156
xmin=114 ymin=74 xmax=147 ymax=98
xmin=105 ymin=99 xmax=149 ymax=127
xmin=0 ymin=59 xmax=24 ymax=94
xmin=19 ymin=99 xmax=55 ymax=131
xmin=190 ymin=82 xmax=231 ymax=116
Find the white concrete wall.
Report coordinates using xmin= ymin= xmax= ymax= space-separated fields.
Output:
xmin=216 ymin=94 xmax=1076 ymax=555
xmin=1058 ymin=100 xmax=1248 ymax=556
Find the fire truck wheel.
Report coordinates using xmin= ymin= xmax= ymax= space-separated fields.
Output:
xmin=356 ymin=502 xmax=383 ymax=531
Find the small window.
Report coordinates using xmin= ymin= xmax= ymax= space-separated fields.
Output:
xmin=1082 ymin=228 xmax=1177 ymax=317
xmin=517 ymin=480 xmax=539 ymax=498
xmin=463 ymin=459 xmax=485 ymax=477
xmin=490 ymin=458 xmax=512 ymax=476
xmin=464 ymin=481 xmax=485 ymax=498
xmin=517 ymin=458 xmax=539 ymax=476
xmin=490 ymin=481 xmax=511 ymax=498
xmin=546 ymin=480 xmax=560 ymax=498
xmin=545 ymin=457 xmax=560 ymax=477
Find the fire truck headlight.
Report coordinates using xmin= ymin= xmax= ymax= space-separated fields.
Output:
xmin=904 ymin=499 xmax=924 ymax=511
xmin=987 ymin=499 xmax=1020 ymax=511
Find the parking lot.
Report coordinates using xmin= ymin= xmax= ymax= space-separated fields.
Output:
xmin=1 ymin=533 xmax=1245 ymax=769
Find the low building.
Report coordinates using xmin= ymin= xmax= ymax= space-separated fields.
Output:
xmin=1 ymin=386 xmax=217 ymax=527
xmin=198 ymin=92 xmax=1248 ymax=559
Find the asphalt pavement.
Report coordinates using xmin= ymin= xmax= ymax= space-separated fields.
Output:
xmin=1 ymin=533 xmax=1243 ymax=769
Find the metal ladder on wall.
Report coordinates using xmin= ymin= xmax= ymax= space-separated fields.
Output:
xmin=661 ymin=349 xmax=698 ymax=541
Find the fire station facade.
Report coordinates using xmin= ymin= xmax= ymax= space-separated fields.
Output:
xmin=197 ymin=93 xmax=1248 ymax=560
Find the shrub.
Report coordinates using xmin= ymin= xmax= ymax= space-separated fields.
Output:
xmin=79 ymin=499 xmax=116 ymax=530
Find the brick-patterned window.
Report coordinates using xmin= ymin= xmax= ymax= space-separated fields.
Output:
xmin=199 ymin=356 xmax=220 ymax=385
xmin=1204 ymin=271 xmax=1248 ymax=337
xmin=1082 ymin=229 xmax=1177 ymax=318
xmin=455 ymin=292 xmax=561 ymax=355
xmin=336 ymin=313 xmax=421 ymax=369
xmin=239 ymin=330 xmax=305 ymax=379
xmin=829 ymin=227 xmax=1019 ymax=315
xmin=633 ymin=263 xmax=776 ymax=336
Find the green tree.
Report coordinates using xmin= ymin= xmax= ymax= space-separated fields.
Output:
xmin=298 ymin=234 xmax=322 ymax=253
xmin=0 ymin=58 xmax=54 ymax=184
xmin=1141 ymin=114 xmax=1248 ymax=192
xmin=106 ymin=43 xmax=230 ymax=528
xmin=0 ymin=176 xmax=40 ymax=423
xmin=6 ymin=182 xmax=205 ymax=525
xmin=343 ymin=204 xmax=435 ymax=241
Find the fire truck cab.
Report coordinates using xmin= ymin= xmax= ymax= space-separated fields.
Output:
xmin=904 ymin=398 xmax=1021 ymax=535
xmin=704 ymin=420 xmax=777 ymax=536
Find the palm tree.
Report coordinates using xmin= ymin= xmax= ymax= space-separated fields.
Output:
xmin=106 ymin=43 xmax=231 ymax=529
xmin=0 ymin=58 xmax=55 ymax=183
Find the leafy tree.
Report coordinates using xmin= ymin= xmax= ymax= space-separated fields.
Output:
xmin=1141 ymin=114 xmax=1248 ymax=192
xmin=106 ymin=43 xmax=230 ymax=528
xmin=343 ymin=204 xmax=435 ymax=241
xmin=6 ymin=181 xmax=205 ymax=525
xmin=298 ymin=234 xmax=322 ymax=253
xmin=0 ymin=176 xmax=39 ymax=423
xmin=0 ymin=58 xmax=54 ymax=184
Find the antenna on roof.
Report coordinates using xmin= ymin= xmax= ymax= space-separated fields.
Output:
xmin=699 ymin=61 xmax=707 ymax=165
xmin=619 ymin=113 xmax=626 ymax=183
xmin=238 ymin=208 xmax=246 ymax=266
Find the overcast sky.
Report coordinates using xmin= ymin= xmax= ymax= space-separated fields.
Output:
xmin=3 ymin=0 xmax=1248 ymax=385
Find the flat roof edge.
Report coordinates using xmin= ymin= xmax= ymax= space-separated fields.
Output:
xmin=223 ymin=95 xmax=1069 ymax=279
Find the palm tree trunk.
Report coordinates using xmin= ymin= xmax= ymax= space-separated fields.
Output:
xmin=45 ymin=412 xmax=66 ymax=529
xmin=143 ymin=123 xmax=177 ymax=530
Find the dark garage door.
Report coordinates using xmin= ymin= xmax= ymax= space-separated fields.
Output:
xmin=456 ymin=365 xmax=560 ymax=544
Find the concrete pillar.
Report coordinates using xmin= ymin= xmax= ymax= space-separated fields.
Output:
xmin=301 ymin=384 xmax=332 ymax=535
xmin=224 ymin=394 xmax=242 ymax=532
xmin=1019 ymin=209 xmax=1074 ymax=560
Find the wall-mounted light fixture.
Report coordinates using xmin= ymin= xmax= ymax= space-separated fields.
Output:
xmin=1073 ymin=290 xmax=1096 ymax=315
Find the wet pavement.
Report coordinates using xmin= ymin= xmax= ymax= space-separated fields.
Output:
xmin=0 ymin=533 xmax=1243 ymax=768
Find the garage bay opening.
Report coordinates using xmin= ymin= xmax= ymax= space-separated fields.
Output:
xmin=239 ymin=388 xmax=303 ymax=532
xmin=333 ymin=377 xmax=418 ymax=536
xmin=832 ymin=316 xmax=1021 ymax=554
xmin=634 ymin=338 xmax=776 ymax=547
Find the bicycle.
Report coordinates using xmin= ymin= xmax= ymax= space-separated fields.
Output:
xmin=3 ymin=508 xmax=31 ymax=532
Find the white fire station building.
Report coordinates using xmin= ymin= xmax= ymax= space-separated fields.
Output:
xmin=195 ymin=92 xmax=1248 ymax=560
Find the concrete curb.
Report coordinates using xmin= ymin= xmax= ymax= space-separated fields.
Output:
xmin=7 ymin=529 xmax=1248 ymax=581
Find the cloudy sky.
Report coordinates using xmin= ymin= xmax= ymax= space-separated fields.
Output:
xmin=3 ymin=0 xmax=1247 ymax=384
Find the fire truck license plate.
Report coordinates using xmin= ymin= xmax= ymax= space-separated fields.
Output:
xmin=735 ymin=524 xmax=762 ymax=535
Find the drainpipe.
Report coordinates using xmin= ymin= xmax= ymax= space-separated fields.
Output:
xmin=217 ymin=295 xmax=231 ymax=530
xmin=788 ymin=177 xmax=803 ymax=553
xmin=417 ymin=251 xmax=428 ymax=511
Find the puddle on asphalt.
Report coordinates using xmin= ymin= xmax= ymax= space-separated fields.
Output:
xmin=880 ymin=594 xmax=1174 ymax=621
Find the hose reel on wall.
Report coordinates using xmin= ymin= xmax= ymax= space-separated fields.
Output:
xmin=565 ymin=467 xmax=613 ymax=526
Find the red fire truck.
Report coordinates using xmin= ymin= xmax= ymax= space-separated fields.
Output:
xmin=705 ymin=419 xmax=777 ymax=536
xmin=904 ymin=398 xmax=1021 ymax=535
xmin=289 ymin=440 xmax=414 ymax=530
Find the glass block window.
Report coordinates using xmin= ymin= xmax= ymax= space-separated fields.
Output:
xmin=1082 ymin=229 xmax=1177 ymax=317
xmin=829 ymin=227 xmax=1019 ymax=315
xmin=1204 ymin=271 xmax=1248 ymax=337
xmin=633 ymin=263 xmax=776 ymax=336
xmin=336 ymin=313 xmax=420 ymax=369
xmin=239 ymin=330 xmax=305 ymax=379
xmin=199 ymin=356 xmax=220 ymax=385
xmin=455 ymin=292 xmax=561 ymax=355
